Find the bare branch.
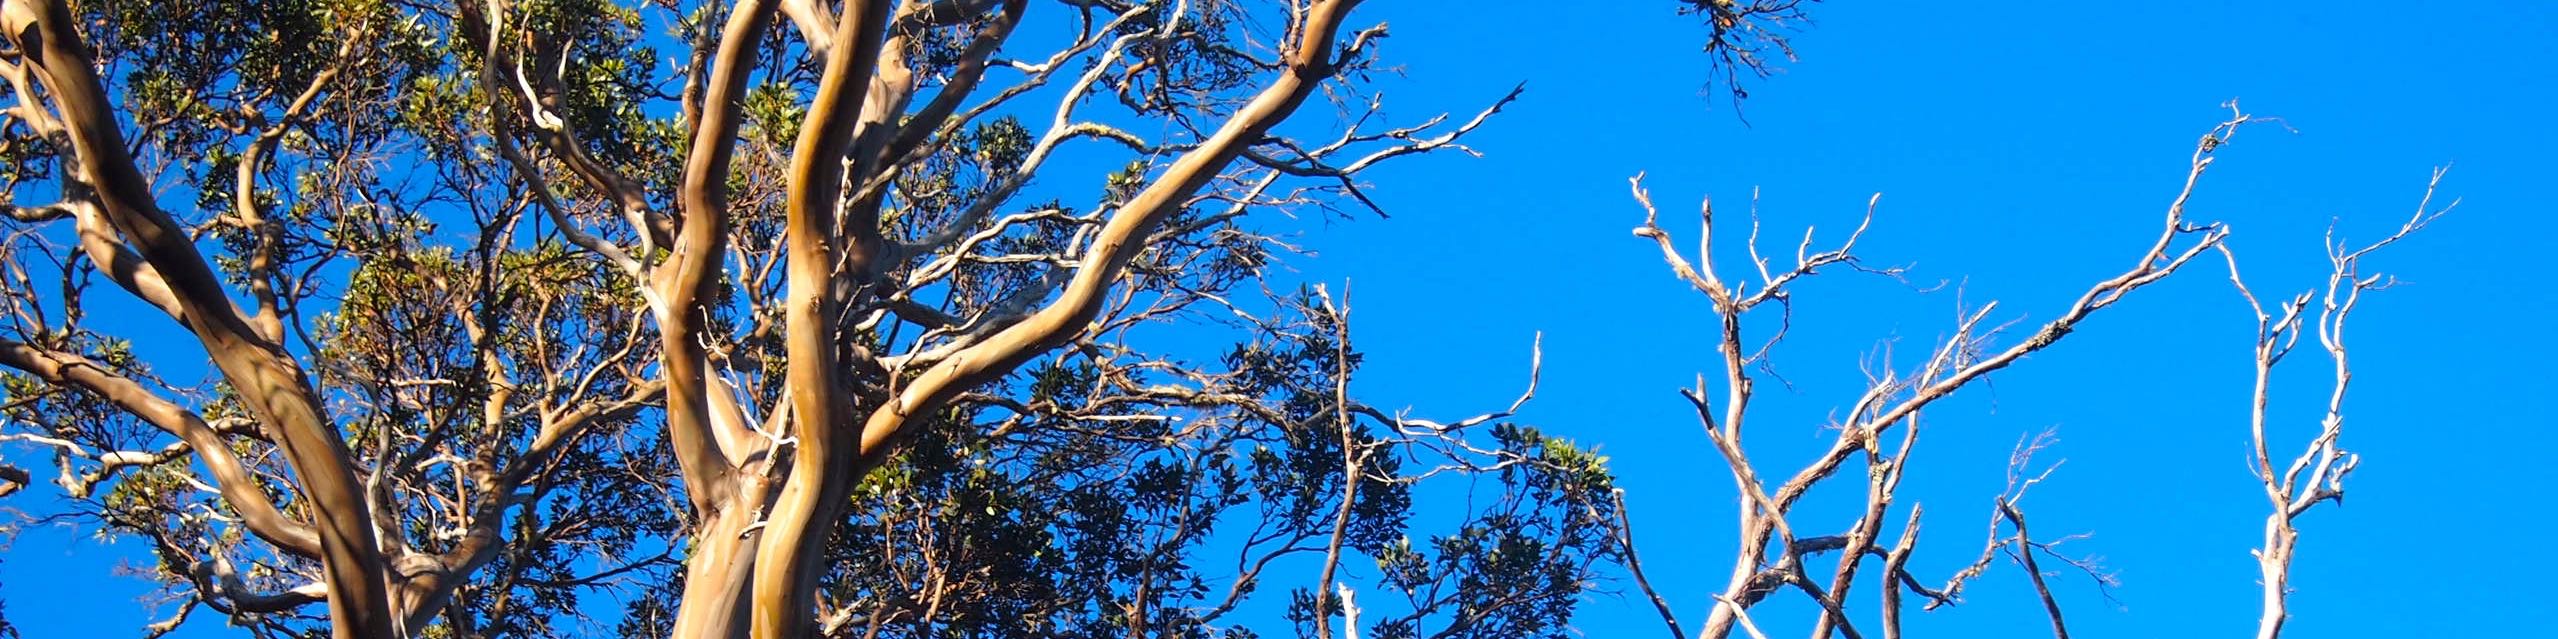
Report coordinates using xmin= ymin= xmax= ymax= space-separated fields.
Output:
xmin=2227 ymin=166 xmax=2448 ymax=639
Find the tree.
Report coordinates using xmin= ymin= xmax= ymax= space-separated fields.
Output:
xmin=0 ymin=2 xmax=2452 ymax=639
xmin=0 ymin=0 xmax=1613 ymax=637
xmin=1603 ymin=97 xmax=2447 ymax=639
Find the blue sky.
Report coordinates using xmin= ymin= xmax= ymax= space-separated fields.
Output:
xmin=1293 ymin=1 xmax=2554 ymax=636
xmin=7 ymin=1 xmax=2554 ymax=637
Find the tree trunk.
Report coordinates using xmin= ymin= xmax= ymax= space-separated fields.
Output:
xmin=674 ymin=493 xmax=772 ymax=639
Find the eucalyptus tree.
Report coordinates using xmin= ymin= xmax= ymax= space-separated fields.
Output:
xmin=0 ymin=0 xmax=1613 ymax=637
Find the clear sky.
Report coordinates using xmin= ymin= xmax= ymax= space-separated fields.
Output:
xmin=6 ymin=1 xmax=2553 ymax=637
xmin=1296 ymin=1 xmax=2555 ymax=636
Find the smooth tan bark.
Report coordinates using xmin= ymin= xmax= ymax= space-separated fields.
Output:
xmin=750 ymin=1 xmax=894 ymax=635
xmin=666 ymin=0 xmax=779 ymax=524
xmin=659 ymin=3 xmax=780 ymax=637
xmin=672 ymin=478 xmax=777 ymax=639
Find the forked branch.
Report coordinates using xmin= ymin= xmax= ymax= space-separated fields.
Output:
xmin=2222 ymin=166 xmax=2447 ymax=639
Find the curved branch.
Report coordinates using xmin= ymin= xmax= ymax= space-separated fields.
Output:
xmin=662 ymin=0 xmax=780 ymax=519
xmin=0 ymin=338 xmax=321 ymax=557
xmin=859 ymin=0 xmax=1369 ymax=515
